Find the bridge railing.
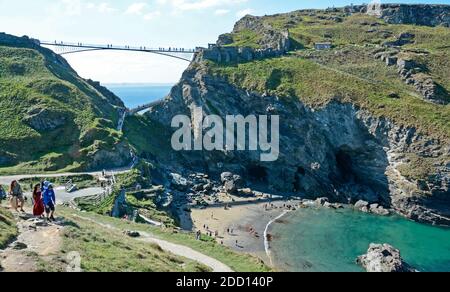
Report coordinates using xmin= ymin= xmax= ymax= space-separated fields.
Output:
xmin=41 ymin=41 xmax=196 ymax=53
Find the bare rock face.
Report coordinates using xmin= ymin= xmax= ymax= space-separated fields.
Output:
xmin=221 ymin=172 xmax=244 ymax=194
xmin=196 ymin=14 xmax=290 ymax=64
xmin=86 ymin=142 xmax=132 ymax=170
xmin=24 ymin=108 xmax=68 ymax=131
xmin=380 ymin=4 xmax=450 ymax=27
xmin=373 ymin=50 xmax=449 ymax=105
xmin=357 ymin=244 xmax=417 ymax=272
xmin=348 ymin=4 xmax=450 ymax=27
xmin=232 ymin=15 xmax=291 ymax=52
xmin=148 ymin=59 xmax=450 ymax=226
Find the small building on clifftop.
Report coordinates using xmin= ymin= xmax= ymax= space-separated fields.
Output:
xmin=314 ymin=42 xmax=332 ymax=50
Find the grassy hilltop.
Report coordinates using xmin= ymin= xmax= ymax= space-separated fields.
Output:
xmin=212 ymin=12 xmax=450 ymax=140
xmin=0 ymin=33 xmax=127 ymax=174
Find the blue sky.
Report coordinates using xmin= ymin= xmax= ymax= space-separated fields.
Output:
xmin=1 ymin=0 xmax=449 ymax=83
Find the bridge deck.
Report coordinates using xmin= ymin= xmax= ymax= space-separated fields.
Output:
xmin=41 ymin=41 xmax=196 ymax=54
xmin=129 ymin=99 xmax=165 ymax=114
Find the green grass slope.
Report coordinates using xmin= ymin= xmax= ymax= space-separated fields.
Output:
xmin=0 ymin=206 xmax=17 ymax=249
xmin=0 ymin=33 xmax=126 ymax=174
xmin=58 ymin=208 xmax=270 ymax=272
xmin=212 ymin=12 xmax=450 ymax=141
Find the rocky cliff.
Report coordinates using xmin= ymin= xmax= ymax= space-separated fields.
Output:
xmin=138 ymin=5 xmax=450 ymax=226
xmin=147 ymin=60 xmax=450 ymax=226
xmin=379 ymin=4 xmax=450 ymax=27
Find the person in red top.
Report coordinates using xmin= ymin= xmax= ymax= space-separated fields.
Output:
xmin=32 ymin=184 xmax=45 ymax=217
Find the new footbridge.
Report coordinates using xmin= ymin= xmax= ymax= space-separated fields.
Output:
xmin=40 ymin=40 xmax=190 ymax=118
xmin=40 ymin=40 xmax=197 ymax=62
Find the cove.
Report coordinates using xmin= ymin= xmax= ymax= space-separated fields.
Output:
xmin=268 ymin=207 xmax=450 ymax=272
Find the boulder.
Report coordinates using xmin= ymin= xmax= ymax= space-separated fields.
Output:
xmin=369 ymin=203 xmax=390 ymax=216
xmin=315 ymin=197 xmax=329 ymax=206
xmin=238 ymin=188 xmax=254 ymax=196
xmin=221 ymin=172 xmax=244 ymax=194
xmin=397 ymin=58 xmax=418 ymax=71
xmin=124 ymin=231 xmax=141 ymax=238
xmin=357 ymin=243 xmax=417 ymax=272
xmin=24 ymin=108 xmax=67 ymax=131
xmin=220 ymin=172 xmax=234 ymax=183
xmin=12 ymin=242 xmax=28 ymax=250
xmin=170 ymin=173 xmax=190 ymax=191
xmin=354 ymin=200 xmax=369 ymax=210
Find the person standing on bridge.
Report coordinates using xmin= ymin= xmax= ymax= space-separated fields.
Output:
xmin=43 ymin=182 xmax=56 ymax=222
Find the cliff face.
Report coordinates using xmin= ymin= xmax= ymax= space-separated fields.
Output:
xmin=148 ymin=62 xmax=450 ymax=226
xmin=196 ymin=15 xmax=291 ymax=64
xmin=141 ymin=5 xmax=450 ymax=226
xmin=380 ymin=4 xmax=450 ymax=27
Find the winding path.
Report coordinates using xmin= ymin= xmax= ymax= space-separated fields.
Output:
xmin=72 ymin=214 xmax=233 ymax=272
xmin=0 ymin=168 xmax=132 ymax=185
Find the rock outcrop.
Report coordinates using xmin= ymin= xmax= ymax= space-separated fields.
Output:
xmin=373 ymin=47 xmax=449 ymax=105
xmin=379 ymin=4 xmax=450 ymax=27
xmin=221 ymin=172 xmax=245 ymax=194
xmin=195 ymin=15 xmax=290 ymax=64
xmin=357 ymin=243 xmax=418 ymax=272
xmin=147 ymin=60 xmax=450 ymax=226
xmin=24 ymin=108 xmax=68 ymax=131
xmin=346 ymin=4 xmax=450 ymax=27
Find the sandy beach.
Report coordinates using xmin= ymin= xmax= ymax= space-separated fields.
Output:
xmin=189 ymin=192 xmax=302 ymax=266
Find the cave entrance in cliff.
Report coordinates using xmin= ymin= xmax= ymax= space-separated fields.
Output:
xmin=335 ymin=147 xmax=357 ymax=183
xmin=294 ymin=166 xmax=306 ymax=192
xmin=247 ymin=165 xmax=268 ymax=183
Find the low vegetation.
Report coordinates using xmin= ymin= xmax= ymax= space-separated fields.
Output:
xmin=209 ymin=55 xmax=450 ymax=140
xmin=39 ymin=208 xmax=210 ymax=272
xmin=123 ymin=114 xmax=173 ymax=160
xmin=0 ymin=34 xmax=125 ymax=174
xmin=60 ymin=208 xmax=270 ymax=272
xmin=218 ymin=12 xmax=450 ymax=141
xmin=0 ymin=206 xmax=17 ymax=249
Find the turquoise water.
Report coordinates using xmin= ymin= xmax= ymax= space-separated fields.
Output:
xmin=269 ymin=207 xmax=450 ymax=272
xmin=106 ymin=84 xmax=173 ymax=108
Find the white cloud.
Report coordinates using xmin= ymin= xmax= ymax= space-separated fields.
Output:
xmin=236 ymin=8 xmax=253 ymax=18
xmin=214 ymin=9 xmax=229 ymax=15
xmin=96 ymin=2 xmax=117 ymax=13
xmin=56 ymin=0 xmax=117 ymax=16
xmin=143 ymin=10 xmax=161 ymax=20
xmin=125 ymin=2 xmax=148 ymax=15
xmin=60 ymin=0 xmax=83 ymax=16
xmin=124 ymin=2 xmax=162 ymax=21
xmin=157 ymin=0 xmax=248 ymax=13
xmin=86 ymin=2 xmax=117 ymax=13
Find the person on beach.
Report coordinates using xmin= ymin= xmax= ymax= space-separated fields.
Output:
xmin=42 ymin=182 xmax=56 ymax=221
xmin=32 ymin=184 xmax=45 ymax=217
xmin=9 ymin=180 xmax=24 ymax=212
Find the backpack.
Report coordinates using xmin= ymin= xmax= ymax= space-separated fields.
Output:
xmin=0 ymin=188 xmax=6 ymax=199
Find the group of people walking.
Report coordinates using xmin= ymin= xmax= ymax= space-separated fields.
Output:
xmin=0 ymin=180 xmax=57 ymax=221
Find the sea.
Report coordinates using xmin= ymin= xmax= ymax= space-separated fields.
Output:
xmin=268 ymin=207 xmax=450 ymax=272
xmin=105 ymin=84 xmax=173 ymax=108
